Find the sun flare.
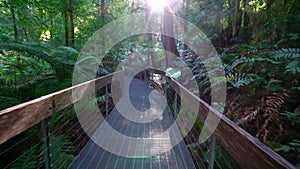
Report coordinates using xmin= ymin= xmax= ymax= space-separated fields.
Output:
xmin=147 ymin=0 xmax=169 ymax=11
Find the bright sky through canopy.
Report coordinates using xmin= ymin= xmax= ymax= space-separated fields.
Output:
xmin=146 ymin=0 xmax=169 ymax=11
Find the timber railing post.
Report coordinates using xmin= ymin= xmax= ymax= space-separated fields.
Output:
xmin=149 ymin=70 xmax=153 ymax=87
xmin=208 ymin=135 xmax=216 ymax=169
xmin=105 ymin=85 xmax=109 ymax=117
xmin=41 ymin=118 xmax=51 ymax=169
xmin=174 ymin=93 xmax=178 ymax=117
xmin=164 ymin=78 xmax=168 ymax=96
xmin=143 ymin=70 xmax=147 ymax=83
xmin=42 ymin=100 xmax=55 ymax=169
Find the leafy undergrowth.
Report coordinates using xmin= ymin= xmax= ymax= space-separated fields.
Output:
xmin=222 ymin=46 xmax=300 ymax=166
xmin=181 ymin=43 xmax=300 ymax=166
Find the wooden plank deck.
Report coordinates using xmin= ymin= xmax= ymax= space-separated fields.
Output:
xmin=69 ymin=78 xmax=196 ymax=169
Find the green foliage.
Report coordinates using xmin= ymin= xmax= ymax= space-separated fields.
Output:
xmin=0 ymin=0 xmax=299 ymax=167
xmin=226 ymin=73 xmax=251 ymax=89
xmin=274 ymin=138 xmax=300 ymax=165
xmin=0 ymin=96 xmax=21 ymax=110
xmin=275 ymin=139 xmax=300 ymax=163
xmin=0 ymin=42 xmax=78 ymax=80
xmin=48 ymin=135 xmax=75 ymax=169
xmin=273 ymin=48 xmax=300 ymax=74
xmin=186 ymin=42 xmax=299 ymax=165
xmin=219 ymin=46 xmax=300 ymax=92
xmin=8 ymin=106 xmax=77 ymax=169
xmin=10 ymin=135 xmax=74 ymax=169
xmin=285 ymin=61 xmax=300 ymax=74
xmin=0 ymin=42 xmax=79 ymax=110
xmin=274 ymin=48 xmax=300 ymax=59
xmin=10 ymin=144 xmax=42 ymax=169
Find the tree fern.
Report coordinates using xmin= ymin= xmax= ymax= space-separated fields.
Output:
xmin=0 ymin=42 xmax=55 ymax=64
xmin=0 ymin=42 xmax=78 ymax=81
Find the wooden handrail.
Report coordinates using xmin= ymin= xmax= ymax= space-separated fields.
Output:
xmin=0 ymin=70 xmax=124 ymax=144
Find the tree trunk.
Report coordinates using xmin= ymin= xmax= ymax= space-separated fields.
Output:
xmin=241 ymin=0 xmax=246 ymax=30
xmin=144 ymin=0 xmax=155 ymax=66
xmin=266 ymin=0 xmax=275 ymax=10
xmin=100 ymin=0 xmax=106 ymax=59
xmin=68 ymin=0 xmax=75 ymax=47
xmin=183 ymin=0 xmax=189 ymax=50
xmin=63 ymin=3 xmax=69 ymax=46
xmin=232 ymin=0 xmax=240 ymax=37
xmin=162 ymin=0 xmax=179 ymax=67
xmin=101 ymin=0 xmax=105 ymax=16
xmin=10 ymin=5 xmax=18 ymax=42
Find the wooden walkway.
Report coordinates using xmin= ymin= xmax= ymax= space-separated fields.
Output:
xmin=0 ymin=69 xmax=296 ymax=169
xmin=69 ymin=78 xmax=196 ymax=169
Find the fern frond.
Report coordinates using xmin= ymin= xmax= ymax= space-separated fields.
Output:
xmin=236 ymin=109 xmax=259 ymax=125
xmin=273 ymin=48 xmax=300 ymax=59
xmin=48 ymin=135 xmax=75 ymax=169
xmin=226 ymin=73 xmax=251 ymax=89
xmin=230 ymin=56 xmax=279 ymax=71
xmin=0 ymin=42 xmax=54 ymax=64
xmin=263 ymin=93 xmax=287 ymax=114
xmin=285 ymin=60 xmax=300 ymax=74
xmin=279 ymin=111 xmax=300 ymax=124
xmin=0 ymin=42 xmax=78 ymax=80
xmin=10 ymin=143 xmax=43 ymax=169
